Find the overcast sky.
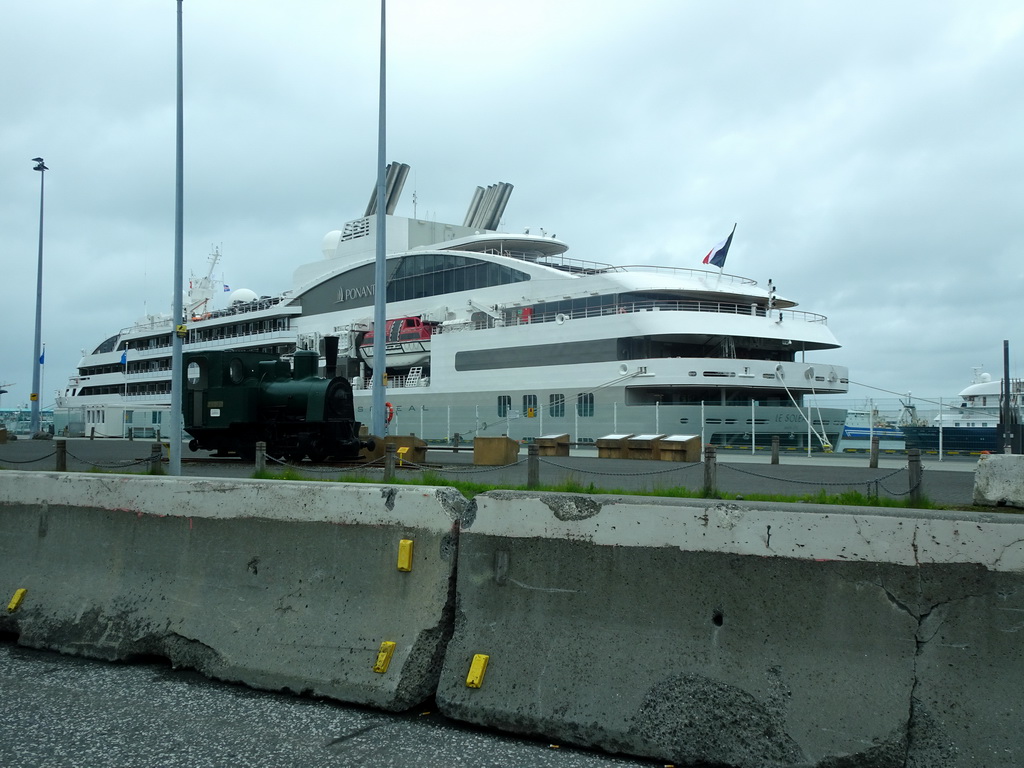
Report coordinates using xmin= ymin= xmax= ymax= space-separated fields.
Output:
xmin=2 ymin=0 xmax=1022 ymax=414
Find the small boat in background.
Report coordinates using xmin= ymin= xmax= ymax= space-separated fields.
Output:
xmin=901 ymin=370 xmax=1023 ymax=453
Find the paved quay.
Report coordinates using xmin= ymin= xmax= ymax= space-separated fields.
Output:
xmin=0 ymin=437 xmax=983 ymax=508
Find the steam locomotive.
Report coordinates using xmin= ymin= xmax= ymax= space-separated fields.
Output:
xmin=182 ymin=349 xmax=369 ymax=461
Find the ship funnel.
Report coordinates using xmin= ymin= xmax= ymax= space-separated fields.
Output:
xmin=364 ymin=162 xmax=411 ymax=216
xmin=463 ymin=182 xmax=513 ymax=230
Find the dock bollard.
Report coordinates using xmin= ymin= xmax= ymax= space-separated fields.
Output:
xmin=908 ymin=448 xmax=923 ymax=506
xmin=527 ymin=443 xmax=539 ymax=489
xmin=384 ymin=443 xmax=397 ymax=482
xmin=703 ymin=445 xmax=717 ymax=496
xmin=869 ymin=436 xmax=879 ymax=469
xmin=149 ymin=443 xmax=164 ymax=475
xmin=55 ymin=439 xmax=67 ymax=472
xmin=255 ymin=441 xmax=266 ymax=473
xmin=771 ymin=435 xmax=780 ymax=465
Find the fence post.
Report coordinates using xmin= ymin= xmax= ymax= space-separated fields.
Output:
xmin=703 ymin=444 xmax=717 ymax=496
xmin=149 ymin=442 xmax=164 ymax=475
xmin=869 ymin=436 xmax=879 ymax=469
xmin=908 ymin=448 xmax=923 ymax=506
xmin=771 ymin=435 xmax=780 ymax=465
xmin=384 ymin=443 xmax=397 ymax=482
xmin=55 ymin=439 xmax=67 ymax=472
xmin=255 ymin=441 xmax=266 ymax=473
xmin=527 ymin=443 xmax=540 ymax=489
xmin=453 ymin=433 xmax=462 ymax=454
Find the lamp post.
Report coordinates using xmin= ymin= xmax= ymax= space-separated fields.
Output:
xmin=30 ymin=157 xmax=47 ymax=436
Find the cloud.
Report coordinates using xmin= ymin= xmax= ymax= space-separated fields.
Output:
xmin=1 ymin=0 xmax=1022 ymax=419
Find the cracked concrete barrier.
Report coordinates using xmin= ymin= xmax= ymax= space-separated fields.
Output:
xmin=437 ymin=491 xmax=1024 ymax=767
xmin=0 ymin=471 xmax=468 ymax=711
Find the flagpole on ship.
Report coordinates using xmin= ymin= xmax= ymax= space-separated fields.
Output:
xmin=370 ymin=0 xmax=388 ymax=438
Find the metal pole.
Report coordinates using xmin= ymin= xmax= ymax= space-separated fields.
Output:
xmin=370 ymin=0 xmax=388 ymax=436
xmin=168 ymin=0 xmax=185 ymax=475
xmin=1003 ymin=339 xmax=1012 ymax=453
xmin=750 ymin=400 xmax=755 ymax=455
xmin=30 ymin=158 xmax=47 ymax=436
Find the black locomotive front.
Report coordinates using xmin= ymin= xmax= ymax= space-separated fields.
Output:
xmin=183 ymin=349 xmax=366 ymax=461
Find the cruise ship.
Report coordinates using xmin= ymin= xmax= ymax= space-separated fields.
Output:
xmin=56 ymin=164 xmax=849 ymax=449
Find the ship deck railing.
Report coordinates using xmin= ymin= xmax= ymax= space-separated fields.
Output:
xmin=352 ymin=373 xmax=429 ymax=391
xmin=440 ymin=298 xmax=827 ymax=332
xmin=481 ymin=247 xmax=760 ymax=287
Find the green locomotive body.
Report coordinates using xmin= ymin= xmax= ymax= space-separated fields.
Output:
xmin=183 ymin=349 xmax=366 ymax=462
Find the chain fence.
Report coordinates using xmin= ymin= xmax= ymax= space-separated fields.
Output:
xmin=719 ymin=462 xmax=921 ymax=498
xmin=0 ymin=449 xmax=57 ymax=466
xmin=0 ymin=442 xmax=936 ymax=502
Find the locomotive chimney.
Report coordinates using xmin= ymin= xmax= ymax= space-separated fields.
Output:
xmin=324 ymin=336 xmax=339 ymax=379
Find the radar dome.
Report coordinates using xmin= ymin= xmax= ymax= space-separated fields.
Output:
xmin=228 ymin=288 xmax=259 ymax=305
xmin=980 ymin=372 xmax=992 ymax=383
xmin=322 ymin=230 xmax=342 ymax=259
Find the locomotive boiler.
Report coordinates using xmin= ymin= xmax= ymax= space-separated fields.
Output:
xmin=182 ymin=349 xmax=368 ymax=461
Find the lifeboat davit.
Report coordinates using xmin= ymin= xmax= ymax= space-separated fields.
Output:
xmin=359 ymin=317 xmax=436 ymax=370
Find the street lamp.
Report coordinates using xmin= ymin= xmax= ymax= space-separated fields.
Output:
xmin=30 ymin=157 xmax=47 ymax=436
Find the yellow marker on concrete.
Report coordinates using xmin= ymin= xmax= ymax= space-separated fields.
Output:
xmin=397 ymin=539 xmax=414 ymax=572
xmin=466 ymin=654 xmax=489 ymax=688
xmin=7 ymin=588 xmax=27 ymax=613
xmin=373 ymin=641 xmax=397 ymax=673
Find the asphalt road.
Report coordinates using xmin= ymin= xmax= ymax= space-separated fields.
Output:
xmin=0 ymin=643 xmax=661 ymax=768
xmin=0 ymin=436 xmax=982 ymax=508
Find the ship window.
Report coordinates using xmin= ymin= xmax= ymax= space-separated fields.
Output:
xmin=388 ymin=254 xmax=530 ymax=302
xmin=523 ymin=394 xmax=538 ymax=417
xmin=549 ymin=393 xmax=565 ymax=418
xmin=497 ymin=395 xmax=511 ymax=417
xmin=125 ymin=411 xmax=133 ymax=424
xmin=576 ymin=392 xmax=595 ymax=417
xmin=152 ymin=412 xmax=162 ymax=424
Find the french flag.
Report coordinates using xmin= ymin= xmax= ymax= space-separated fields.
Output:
xmin=702 ymin=224 xmax=736 ymax=268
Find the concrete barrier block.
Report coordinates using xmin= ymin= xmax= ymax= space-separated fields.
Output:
xmin=973 ymin=453 xmax=1024 ymax=508
xmin=437 ymin=492 xmax=1024 ymax=766
xmin=0 ymin=471 xmax=469 ymax=712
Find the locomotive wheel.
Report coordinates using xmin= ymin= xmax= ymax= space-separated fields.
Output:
xmin=307 ymin=449 xmax=327 ymax=464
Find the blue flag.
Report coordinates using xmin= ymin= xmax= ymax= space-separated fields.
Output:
xmin=39 ymin=350 xmax=44 ymax=364
xmin=120 ymin=350 xmax=127 ymax=366
xmin=702 ymin=224 xmax=737 ymax=269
